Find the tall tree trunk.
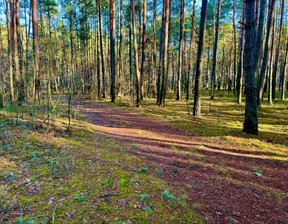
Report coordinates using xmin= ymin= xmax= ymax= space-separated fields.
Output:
xmin=167 ymin=0 xmax=172 ymax=95
xmin=11 ymin=0 xmax=21 ymax=104
xmin=6 ymin=0 xmax=14 ymax=103
xmin=96 ymin=6 xmax=101 ymax=98
xmin=16 ymin=0 xmax=25 ymax=103
xmin=220 ymin=37 xmax=225 ymax=90
xmin=254 ymin=0 xmax=266 ymax=74
xmin=243 ymin=0 xmax=258 ymax=135
xmin=152 ymin=0 xmax=157 ymax=97
xmin=47 ymin=14 xmax=53 ymax=112
xmin=228 ymin=39 xmax=233 ymax=91
xmin=232 ymin=0 xmax=237 ymax=93
xmin=176 ymin=0 xmax=184 ymax=101
xmin=157 ymin=0 xmax=166 ymax=104
xmin=138 ymin=0 xmax=142 ymax=52
xmin=193 ymin=0 xmax=208 ymax=116
xmin=206 ymin=45 xmax=210 ymax=89
xmin=24 ymin=1 xmax=31 ymax=99
xmin=110 ymin=0 xmax=116 ymax=102
xmin=159 ymin=0 xmax=170 ymax=107
xmin=257 ymin=0 xmax=276 ymax=107
xmin=140 ymin=0 xmax=147 ymax=100
xmin=69 ymin=0 xmax=75 ymax=93
xmin=281 ymin=39 xmax=288 ymax=99
xmin=97 ymin=0 xmax=106 ymax=98
xmin=129 ymin=5 xmax=133 ymax=100
xmin=210 ymin=0 xmax=221 ymax=100
xmin=271 ymin=0 xmax=285 ymax=100
xmin=187 ymin=0 xmax=196 ymax=101
xmin=0 ymin=23 xmax=3 ymax=108
xmin=268 ymin=12 xmax=276 ymax=105
xmin=31 ymin=0 xmax=40 ymax=104
xmin=118 ymin=0 xmax=123 ymax=95
xmin=131 ymin=0 xmax=141 ymax=107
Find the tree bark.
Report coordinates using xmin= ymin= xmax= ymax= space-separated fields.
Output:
xmin=118 ymin=0 xmax=123 ymax=95
xmin=157 ymin=0 xmax=166 ymax=104
xmin=281 ymin=39 xmax=288 ymax=99
xmin=193 ymin=0 xmax=208 ymax=116
xmin=257 ymin=0 xmax=276 ymax=107
xmin=254 ymin=0 xmax=266 ymax=74
xmin=69 ymin=0 xmax=75 ymax=93
xmin=96 ymin=6 xmax=101 ymax=98
xmin=271 ymin=0 xmax=285 ymax=100
xmin=152 ymin=0 xmax=157 ymax=97
xmin=243 ymin=0 xmax=258 ymax=135
xmin=110 ymin=0 xmax=116 ymax=102
xmin=159 ymin=0 xmax=170 ymax=107
xmin=47 ymin=13 xmax=54 ymax=112
xmin=176 ymin=0 xmax=184 ymax=101
xmin=11 ymin=0 xmax=21 ymax=104
xmin=187 ymin=0 xmax=196 ymax=101
xmin=129 ymin=5 xmax=133 ymax=100
xmin=232 ymin=0 xmax=237 ymax=93
xmin=24 ymin=1 xmax=31 ymax=99
xmin=268 ymin=12 xmax=276 ymax=105
xmin=131 ymin=0 xmax=141 ymax=107
xmin=31 ymin=0 xmax=40 ymax=103
xmin=210 ymin=0 xmax=221 ymax=100
xmin=16 ymin=0 xmax=25 ymax=103
xmin=206 ymin=45 xmax=210 ymax=89
xmin=140 ymin=0 xmax=147 ymax=100
xmin=0 ymin=23 xmax=3 ymax=108
xmin=98 ymin=0 xmax=106 ymax=98
xmin=138 ymin=0 xmax=142 ymax=54
xmin=6 ymin=0 xmax=14 ymax=103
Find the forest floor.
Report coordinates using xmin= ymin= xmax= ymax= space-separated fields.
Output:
xmin=1 ymin=91 xmax=288 ymax=223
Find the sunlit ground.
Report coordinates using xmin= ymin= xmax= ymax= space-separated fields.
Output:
xmin=100 ymin=90 xmax=288 ymax=154
xmin=1 ymin=90 xmax=287 ymax=223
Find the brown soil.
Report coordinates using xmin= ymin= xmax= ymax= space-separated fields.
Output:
xmin=74 ymin=99 xmax=288 ymax=224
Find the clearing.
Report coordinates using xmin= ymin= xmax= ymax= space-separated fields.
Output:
xmin=1 ymin=92 xmax=288 ymax=223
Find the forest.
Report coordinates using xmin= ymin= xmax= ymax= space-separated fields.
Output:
xmin=0 ymin=0 xmax=287 ymax=223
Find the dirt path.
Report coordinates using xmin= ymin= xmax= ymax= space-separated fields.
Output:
xmin=74 ymin=99 xmax=288 ymax=224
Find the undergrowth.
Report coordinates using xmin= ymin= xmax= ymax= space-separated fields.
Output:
xmin=0 ymin=103 xmax=203 ymax=223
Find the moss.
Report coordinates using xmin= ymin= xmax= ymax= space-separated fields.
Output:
xmin=0 ymin=97 xmax=226 ymax=223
